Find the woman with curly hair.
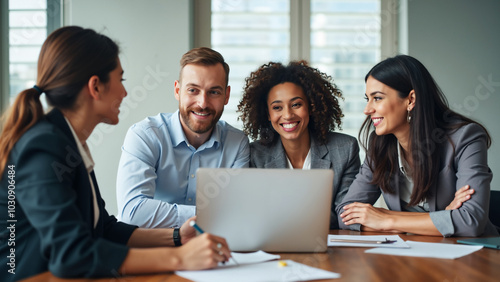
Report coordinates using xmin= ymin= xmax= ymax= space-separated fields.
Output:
xmin=238 ymin=61 xmax=361 ymax=229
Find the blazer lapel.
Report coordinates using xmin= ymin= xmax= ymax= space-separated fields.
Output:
xmin=47 ymin=108 xmax=99 ymax=232
xmin=90 ymin=171 xmax=103 ymax=231
xmin=264 ymin=139 xmax=289 ymax=168
xmin=310 ymin=137 xmax=331 ymax=169
xmin=386 ymin=172 xmax=403 ymax=211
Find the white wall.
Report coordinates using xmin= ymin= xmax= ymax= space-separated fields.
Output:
xmin=65 ymin=0 xmax=191 ymax=215
xmin=407 ymin=0 xmax=500 ymax=191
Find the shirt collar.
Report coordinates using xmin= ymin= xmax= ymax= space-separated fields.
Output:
xmin=170 ymin=110 xmax=221 ymax=150
xmin=397 ymin=141 xmax=407 ymax=175
xmin=64 ymin=117 xmax=94 ymax=173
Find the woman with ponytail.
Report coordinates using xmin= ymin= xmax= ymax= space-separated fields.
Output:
xmin=337 ymin=55 xmax=497 ymax=237
xmin=0 ymin=26 xmax=231 ymax=281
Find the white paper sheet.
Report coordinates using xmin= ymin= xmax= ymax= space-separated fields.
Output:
xmin=176 ymin=259 xmax=340 ymax=282
xmin=220 ymin=250 xmax=280 ymax=266
xmin=365 ymin=240 xmax=483 ymax=259
xmin=328 ymin=235 xmax=410 ymax=248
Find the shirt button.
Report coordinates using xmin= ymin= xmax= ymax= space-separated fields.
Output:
xmin=191 ymin=174 xmax=195 ymax=178
xmin=188 ymin=198 xmax=192 ymax=202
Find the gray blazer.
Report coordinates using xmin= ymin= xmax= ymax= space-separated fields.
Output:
xmin=250 ymin=132 xmax=361 ymax=229
xmin=337 ymin=123 xmax=498 ymax=237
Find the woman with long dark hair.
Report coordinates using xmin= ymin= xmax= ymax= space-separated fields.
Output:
xmin=337 ymin=55 xmax=497 ymax=237
xmin=0 ymin=26 xmax=231 ymax=281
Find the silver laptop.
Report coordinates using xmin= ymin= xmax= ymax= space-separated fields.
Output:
xmin=196 ymin=168 xmax=334 ymax=252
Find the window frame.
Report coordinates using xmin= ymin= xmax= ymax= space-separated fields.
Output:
xmin=0 ymin=0 xmax=63 ymax=113
xmin=1 ymin=0 xmax=8 ymax=113
xmin=192 ymin=0 xmax=400 ymax=135
xmin=193 ymin=0 xmax=399 ymax=59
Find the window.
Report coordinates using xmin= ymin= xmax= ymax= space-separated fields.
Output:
xmin=210 ymin=0 xmax=291 ymax=128
xmin=310 ymin=0 xmax=383 ymax=137
xmin=195 ymin=0 xmax=398 ymax=138
xmin=1 ymin=0 xmax=61 ymax=109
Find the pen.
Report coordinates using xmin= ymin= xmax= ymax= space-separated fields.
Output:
xmin=190 ymin=220 xmax=205 ymax=234
xmin=330 ymin=238 xmax=397 ymax=244
xmin=189 ymin=221 xmax=239 ymax=265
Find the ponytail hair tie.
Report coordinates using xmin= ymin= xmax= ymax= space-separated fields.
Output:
xmin=33 ymin=85 xmax=43 ymax=95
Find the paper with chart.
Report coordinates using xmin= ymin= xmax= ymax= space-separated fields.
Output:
xmin=365 ymin=240 xmax=483 ymax=259
xmin=328 ymin=234 xmax=410 ymax=248
xmin=175 ymin=251 xmax=341 ymax=282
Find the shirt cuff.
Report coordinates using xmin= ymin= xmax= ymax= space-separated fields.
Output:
xmin=176 ymin=204 xmax=196 ymax=228
xmin=429 ymin=210 xmax=454 ymax=237
xmin=351 ymin=223 xmax=362 ymax=232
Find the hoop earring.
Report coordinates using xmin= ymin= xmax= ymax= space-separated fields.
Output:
xmin=407 ymin=110 xmax=412 ymax=123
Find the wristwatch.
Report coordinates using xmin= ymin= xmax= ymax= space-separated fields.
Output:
xmin=173 ymin=228 xmax=182 ymax=246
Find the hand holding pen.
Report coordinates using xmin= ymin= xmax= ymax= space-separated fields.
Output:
xmin=190 ymin=220 xmax=239 ymax=265
xmin=173 ymin=217 xmax=233 ymax=270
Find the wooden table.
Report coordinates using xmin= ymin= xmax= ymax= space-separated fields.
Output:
xmin=21 ymin=230 xmax=500 ymax=282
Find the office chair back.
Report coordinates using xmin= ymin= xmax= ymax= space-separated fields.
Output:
xmin=489 ymin=190 xmax=500 ymax=233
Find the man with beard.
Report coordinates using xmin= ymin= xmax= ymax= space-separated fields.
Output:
xmin=116 ymin=48 xmax=249 ymax=230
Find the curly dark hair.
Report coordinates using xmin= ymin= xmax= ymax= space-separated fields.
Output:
xmin=237 ymin=60 xmax=344 ymax=145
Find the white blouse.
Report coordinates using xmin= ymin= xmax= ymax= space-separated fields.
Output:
xmin=64 ymin=117 xmax=100 ymax=228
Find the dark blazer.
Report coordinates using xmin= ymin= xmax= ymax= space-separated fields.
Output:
xmin=0 ymin=109 xmax=137 ymax=281
xmin=337 ymin=123 xmax=498 ymax=237
xmin=250 ymin=132 xmax=361 ymax=229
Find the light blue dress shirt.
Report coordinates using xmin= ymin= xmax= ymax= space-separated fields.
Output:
xmin=116 ymin=110 xmax=249 ymax=228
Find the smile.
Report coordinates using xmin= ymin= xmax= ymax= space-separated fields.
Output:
xmin=193 ymin=111 xmax=210 ymax=117
xmin=281 ymin=122 xmax=299 ymax=131
xmin=372 ymin=117 xmax=383 ymax=126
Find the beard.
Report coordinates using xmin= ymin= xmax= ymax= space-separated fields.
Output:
xmin=179 ymin=107 xmax=223 ymax=134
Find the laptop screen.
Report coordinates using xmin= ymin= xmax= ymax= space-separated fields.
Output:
xmin=196 ymin=168 xmax=334 ymax=252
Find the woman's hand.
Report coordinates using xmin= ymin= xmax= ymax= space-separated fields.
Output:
xmin=174 ymin=233 xmax=231 ymax=270
xmin=340 ymin=202 xmax=393 ymax=231
xmin=446 ymin=185 xmax=474 ymax=210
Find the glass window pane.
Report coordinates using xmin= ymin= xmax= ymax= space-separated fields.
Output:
xmin=8 ymin=2 xmax=52 ymax=103
xmin=312 ymin=0 xmax=379 ymax=13
xmin=311 ymin=0 xmax=381 ymax=138
xmin=9 ymin=46 xmax=41 ymax=63
xmin=9 ymin=0 xmax=46 ymax=10
xmin=212 ymin=0 xmax=290 ymax=129
xmin=10 ymin=63 xmax=37 ymax=81
xmin=10 ymin=28 xmax=47 ymax=45
xmin=213 ymin=30 xmax=289 ymax=46
xmin=9 ymin=11 xmax=47 ymax=27
xmin=311 ymin=14 xmax=380 ymax=30
xmin=312 ymin=30 xmax=380 ymax=47
xmin=212 ymin=14 xmax=289 ymax=29
xmin=213 ymin=0 xmax=289 ymax=12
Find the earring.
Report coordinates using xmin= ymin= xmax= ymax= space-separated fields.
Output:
xmin=407 ymin=110 xmax=412 ymax=123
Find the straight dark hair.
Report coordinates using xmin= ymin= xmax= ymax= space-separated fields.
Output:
xmin=0 ymin=26 xmax=119 ymax=177
xmin=359 ymin=55 xmax=491 ymax=206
